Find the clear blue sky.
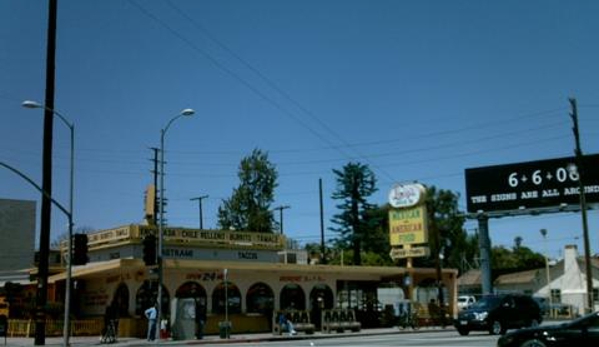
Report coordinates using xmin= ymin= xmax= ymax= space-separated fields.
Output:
xmin=1 ymin=0 xmax=598 ymax=261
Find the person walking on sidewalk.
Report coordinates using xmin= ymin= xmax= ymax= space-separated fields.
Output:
xmin=144 ymin=303 xmax=158 ymax=341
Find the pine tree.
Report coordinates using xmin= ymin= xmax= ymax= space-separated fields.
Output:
xmin=330 ymin=162 xmax=378 ymax=265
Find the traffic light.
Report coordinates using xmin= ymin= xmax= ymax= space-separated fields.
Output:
xmin=72 ymin=233 xmax=89 ymax=265
xmin=143 ymin=234 xmax=157 ymax=266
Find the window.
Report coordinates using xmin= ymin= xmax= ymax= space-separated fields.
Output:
xmin=550 ymin=289 xmax=561 ymax=303
xmin=246 ymin=282 xmax=274 ymax=313
xmin=212 ymin=281 xmax=241 ymax=314
xmin=593 ymin=288 xmax=599 ymax=304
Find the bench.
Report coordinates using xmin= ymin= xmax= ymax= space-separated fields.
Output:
xmin=272 ymin=310 xmax=315 ymax=335
xmin=321 ymin=309 xmax=361 ymax=333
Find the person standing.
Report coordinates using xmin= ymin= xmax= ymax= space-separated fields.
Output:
xmin=195 ymin=300 xmax=207 ymax=339
xmin=144 ymin=303 xmax=158 ymax=341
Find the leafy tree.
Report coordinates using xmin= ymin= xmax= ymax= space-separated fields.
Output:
xmin=330 ymin=162 xmax=379 ymax=265
xmin=413 ymin=186 xmax=472 ymax=273
xmin=362 ymin=205 xmax=391 ymax=254
xmin=50 ymin=226 xmax=95 ymax=250
xmin=491 ymin=240 xmax=545 ymax=271
xmin=217 ymin=149 xmax=278 ymax=232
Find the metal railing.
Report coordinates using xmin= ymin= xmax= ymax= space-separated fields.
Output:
xmin=6 ymin=319 xmax=102 ymax=337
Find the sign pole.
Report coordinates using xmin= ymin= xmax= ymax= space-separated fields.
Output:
xmin=477 ymin=214 xmax=492 ymax=295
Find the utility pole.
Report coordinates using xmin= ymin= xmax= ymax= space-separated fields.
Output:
xmin=569 ymin=97 xmax=594 ymax=313
xmin=319 ymin=178 xmax=326 ymax=264
xmin=273 ymin=205 xmax=291 ymax=234
xmin=36 ymin=0 xmax=57 ymax=344
xmin=190 ymin=195 xmax=209 ymax=229
xmin=150 ymin=147 xmax=159 ymax=226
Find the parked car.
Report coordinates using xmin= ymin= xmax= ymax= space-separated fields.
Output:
xmin=497 ymin=311 xmax=599 ymax=347
xmin=457 ymin=295 xmax=477 ymax=310
xmin=454 ymin=294 xmax=542 ymax=336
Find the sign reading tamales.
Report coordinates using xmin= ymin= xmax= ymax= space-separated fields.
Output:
xmin=389 ymin=205 xmax=428 ymax=246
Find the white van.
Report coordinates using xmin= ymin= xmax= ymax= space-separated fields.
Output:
xmin=457 ymin=295 xmax=476 ymax=310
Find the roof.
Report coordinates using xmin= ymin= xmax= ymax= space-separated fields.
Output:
xmin=457 ymin=269 xmax=481 ymax=286
xmin=494 ymin=268 xmax=542 ymax=285
xmin=48 ymin=258 xmax=458 ymax=282
xmin=48 ymin=258 xmax=141 ymax=283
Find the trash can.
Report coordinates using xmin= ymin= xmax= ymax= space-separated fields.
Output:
xmin=218 ymin=321 xmax=231 ymax=339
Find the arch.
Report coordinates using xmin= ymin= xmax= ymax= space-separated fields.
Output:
xmin=280 ymin=283 xmax=305 ymax=310
xmin=112 ymin=282 xmax=130 ymax=317
xmin=135 ymin=280 xmax=170 ymax=316
xmin=309 ymin=284 xmax=334 ymax=310
xmin=309 ymin=284 xmax=334 ymax=330
xmin=176 ymin=281 xmax=207 ymax=300
xmin=211 ymin=281 xmax=241 ymax=314
xmin=246 ymin=282 xmax=274 ymax=314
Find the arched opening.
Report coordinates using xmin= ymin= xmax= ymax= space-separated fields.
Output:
xmin=247 ymin=282 xmax=275 ymax=331
xmin=309 ymin=284 xmax=334 ymax=330
xmin=211 ymin=281 xmax=241 ymax=314
xmin=280 ymin=284 xmax=305 ymax=310
xmin=135 ymin=280 xmax=170 ymax=317
xmin=112 ymin=282 xmax=130 ymax=317
xmin=176 ymin=281 xmax=207 ymax=301
xmin=246 ymin=282 xmax=274 ymax=314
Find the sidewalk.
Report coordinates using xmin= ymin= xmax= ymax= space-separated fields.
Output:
xmin=2 ymin=326 xmax=450 ymax=346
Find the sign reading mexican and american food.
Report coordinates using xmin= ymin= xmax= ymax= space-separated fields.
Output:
xmin=388 ymin=183 xmax=429 ymax=259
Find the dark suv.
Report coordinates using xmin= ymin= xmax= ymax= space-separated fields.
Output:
xmin=454 ymin=294 xmax=542 ymax=335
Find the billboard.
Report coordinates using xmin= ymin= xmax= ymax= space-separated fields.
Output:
xmin=465 ymin=154 xmax=599 ymax=213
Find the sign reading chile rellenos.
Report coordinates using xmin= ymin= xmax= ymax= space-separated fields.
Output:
xmin=465 ymin=154 xmax=599 ymax=213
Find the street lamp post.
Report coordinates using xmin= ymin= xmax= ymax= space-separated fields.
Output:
xmin=157 ymin=108 xmax=194 ymax=340
xmin=0 ymin=161 xmax=72 ymax=346
xmin=23 ymin=100 xmax=74 ymax=347
xmin=540 ymin=229 xmax=553 ymax=317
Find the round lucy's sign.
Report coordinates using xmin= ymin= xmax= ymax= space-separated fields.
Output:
xmin=388 ymin=183 xmax=426 ymax=208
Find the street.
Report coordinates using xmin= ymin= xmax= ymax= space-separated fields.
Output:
xmin=205 ymin=330 xmax=499 ymax=347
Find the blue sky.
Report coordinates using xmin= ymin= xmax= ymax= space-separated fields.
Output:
xmin=1 ymin=0 xmax=598 ymax=261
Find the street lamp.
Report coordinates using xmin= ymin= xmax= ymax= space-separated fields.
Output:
xmin=23 ymin=100 xmax=74 ymax=347
xmin=157 ymin=108 xmax=194 ymax=340
xmin=540 ymin=229 xmax=553 ymax=317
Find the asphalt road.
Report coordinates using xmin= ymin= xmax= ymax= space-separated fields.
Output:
xmin=213 ymin=330 xmax=500 ymax=347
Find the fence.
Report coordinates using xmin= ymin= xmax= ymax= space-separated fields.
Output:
xmin=7 ymin=319 xmax=103 ymax=337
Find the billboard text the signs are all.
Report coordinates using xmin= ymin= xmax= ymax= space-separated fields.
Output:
xmin=465 ymin=154 xmax=599 ymax=213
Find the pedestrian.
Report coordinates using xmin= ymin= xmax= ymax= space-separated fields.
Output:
xmin=278 ymin=312 xmax=296 ymax=336
xmin=144 ymin=303 xmax=158 ymax=341
xmin=195 ymin=300 xmax=207 ymax=339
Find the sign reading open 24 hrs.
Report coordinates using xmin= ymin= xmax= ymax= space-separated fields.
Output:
xmin=465 ymin=154 xmax=599 ymax=213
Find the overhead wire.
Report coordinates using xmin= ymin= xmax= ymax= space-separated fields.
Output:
xmin=127 ymin=0 xmax=358 ymax=165
xmin=162 ymin=0 xmax=399 ymax=183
